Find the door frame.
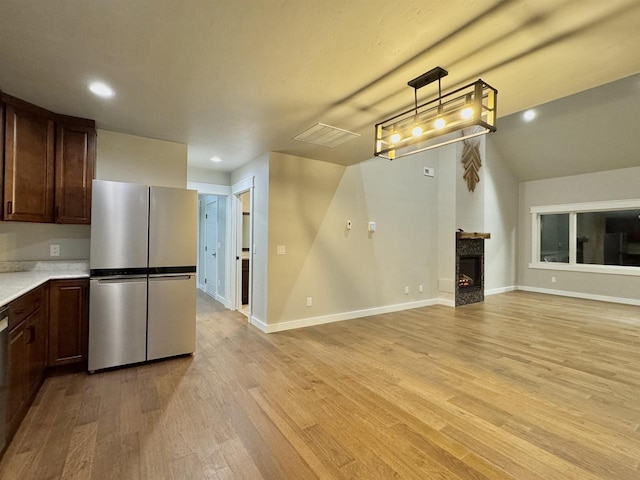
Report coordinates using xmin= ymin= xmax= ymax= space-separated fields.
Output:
xmin=204 ymin=196 xmax=218 ymax=299
xmin=231 ymin=176 xmax=254 ymax=320
xmin=189 ymin=182 xmax=232 ymax=309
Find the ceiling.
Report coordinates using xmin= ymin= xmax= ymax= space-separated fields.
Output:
xmin=1 ymin=0 xmax=639 ymax=175
xmin=491 ymin=73 xmax=640 ymax=181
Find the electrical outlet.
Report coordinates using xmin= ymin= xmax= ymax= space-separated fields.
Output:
xmin=423 ymin=167 xmax=435 ymax=177
xmin=368 ymin=221 xmax=376 ymax=232
xmin=404 ymin=286 xmax=409 ymax=295
xmin=50 ymin=244 xmax=60 ymax=257
xmin=419 ymin=284 xmax=423 ymax=293
xmin=277 ymin=245 xmax=286 ymax=255
xmin=346 ymin=220 xmax=352 ymax=230
xmin=306 ymin=297 xmax=312 ymax=307
xmin=551 ymin=276 xmax=557 ymax=283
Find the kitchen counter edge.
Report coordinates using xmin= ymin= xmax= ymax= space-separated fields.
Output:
xmin=0 ymin=270 xmax=89 ymax=309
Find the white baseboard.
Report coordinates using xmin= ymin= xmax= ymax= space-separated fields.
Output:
xmin=485 ymin=285 xmax=517 ymax=296
xmin=248 ymin=287 xmax=638 ymax=334
xmin=516 ymin=285 xmax=640 ymax=307
xmin=198 ymin=283 xmax=206 ymax=291
xmin=257 ymin=298 xmax=440 ymax=333
xmin=250 ymin=315 xmax=268 ymax=332
xmin=214 ymin=293 xmax=226 ymax=305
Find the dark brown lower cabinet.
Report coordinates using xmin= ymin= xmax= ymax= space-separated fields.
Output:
xmin=48 ymin=279 xmax=89 ymax=366
xmin=7 ymin=284 xmax=47 ymax=440
xmin=26 ymin=307 xmax=47 ymax=400
xmin=7 ymin=323 xmax=28 ymax=439
xmin=4 ymin=278 xmax=88 ymax=450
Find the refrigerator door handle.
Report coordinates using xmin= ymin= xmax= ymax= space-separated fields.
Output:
xmin=149 ymin=274 xmax=193 ymax=281
xmin=96 ymin=276 xmax=148 ymax=284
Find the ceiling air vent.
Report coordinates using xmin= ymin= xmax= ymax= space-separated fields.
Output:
xmin=293 ymin=123 xmax=360 ymax=148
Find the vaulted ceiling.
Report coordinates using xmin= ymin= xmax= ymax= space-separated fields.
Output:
xmin=1 ymin=0 xmax=639 ymax=178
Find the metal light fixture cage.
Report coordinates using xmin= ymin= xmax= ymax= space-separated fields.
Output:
xmin=374 ymin=67 xmax=497 ymax=160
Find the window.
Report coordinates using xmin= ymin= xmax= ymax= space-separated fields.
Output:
xmin=530 ymin=200 xmax=640 ymax=275
xmin=540 ymin=214 xmax=569 ymax=263
xmin=577 ymin=210 xmax=640 ymax=267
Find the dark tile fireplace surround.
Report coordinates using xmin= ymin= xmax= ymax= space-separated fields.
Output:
xmin=456 ymin=232 xmax=490 ymax=306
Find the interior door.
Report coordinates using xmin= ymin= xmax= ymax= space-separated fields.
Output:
xmin=205 ymin=198 xmax=218 ymax=298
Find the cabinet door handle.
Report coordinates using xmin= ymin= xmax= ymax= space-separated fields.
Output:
xmin=25 ymin=325 xmax=35 ymax=344
xmin=55 ymin=205 xmax=60 ymax=218
xmin=14 ymin=308 xmax=25 ymax=315
xmin=7 ymin=201 xmax=12 ymax=214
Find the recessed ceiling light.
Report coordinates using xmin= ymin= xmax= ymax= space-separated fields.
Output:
xmin=89 ymin=81 xmax=115 ymax=98
xmin=210 ymin=156 xmax=222 ymax=163
xmin=523 ymin=110 xmax=536 ymax=122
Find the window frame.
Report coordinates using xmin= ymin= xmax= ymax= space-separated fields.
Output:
xmin=529 ymin=199 xmax=640 ymax=276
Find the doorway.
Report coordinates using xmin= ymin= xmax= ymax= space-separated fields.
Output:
xmin=237 ymin=191 xmax=251 ymax=317
xmin=198 ymin=194 xmax=227 ymax=305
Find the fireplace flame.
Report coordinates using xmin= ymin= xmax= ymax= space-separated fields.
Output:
xmin=459 ymin=273 xmax=474 ymax=288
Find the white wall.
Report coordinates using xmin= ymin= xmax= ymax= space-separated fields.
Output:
xmin=518 ymin=166 xmax=640 ymax=302
xmin=266 ymin=151 xmax=440 ymax=328
xmin=96 ymin=129 xmax=187 ymax=187
xmin=188 ymin=166 xmax=230 ymax=186
xmin=437 ymin=144 xmax=457 ymax=301
xmin=484 ymin=137 xmax=518 ymax=291
xmin=0 ymin=222 xmax=90 ymax=261
xmin=230 ymin=153 xmax=269 ymax=325
xmin=456 ymin=140 xmax=485 ymax=232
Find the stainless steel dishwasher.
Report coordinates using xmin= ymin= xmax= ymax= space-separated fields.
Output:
xmin=0 ymin=305 xmax=8 ymax=453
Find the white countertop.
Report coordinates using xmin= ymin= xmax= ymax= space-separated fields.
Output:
xmin=0 ymin=262 xmax=89 ymax=308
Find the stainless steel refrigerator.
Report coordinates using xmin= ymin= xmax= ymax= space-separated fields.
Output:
xmin=88 ymin=180 xmax=197 ymax=371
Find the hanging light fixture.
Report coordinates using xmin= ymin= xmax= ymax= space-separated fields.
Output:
xmin=374 ymin=67 xmax=497 ymax=160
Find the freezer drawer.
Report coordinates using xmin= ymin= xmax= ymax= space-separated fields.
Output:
xmin=88 ymin=277 xmax=148 ymax=371
xmin=147 ymin=274 xmax=196 ymax=361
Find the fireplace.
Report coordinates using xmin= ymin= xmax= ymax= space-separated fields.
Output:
xmin=455 ymin=232 xmax=490 ymax=306
xmin=458 ymin=255 xmax=482 ymax=290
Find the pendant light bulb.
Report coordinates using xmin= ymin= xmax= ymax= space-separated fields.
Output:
xmin=460 ymin=107 xmax=474 ymax=120
xmin=411 ymin=125 xmax=423 ymax=137
xmin=390 ymin=132 xmax=402 ymax=144
xmin=434 ymin=117 xmax=446 ymax=130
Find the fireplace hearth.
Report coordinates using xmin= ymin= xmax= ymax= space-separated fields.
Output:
xmin=455 ymin=232 xmax=490 ymax=306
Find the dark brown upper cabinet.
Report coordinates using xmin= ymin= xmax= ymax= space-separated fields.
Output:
xmin=55 ymin=120 xmax=96 ymax=224
xmin=3 ymin=98 xmax=56 ymax=222
xmin=1 ymin=92 xmax=96 ymax=224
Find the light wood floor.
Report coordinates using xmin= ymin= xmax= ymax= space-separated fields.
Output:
xmin=1 ymin=291 xmax=640 ymax=479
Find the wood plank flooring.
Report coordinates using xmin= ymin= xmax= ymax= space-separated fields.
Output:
xmin=1 ymin=290 xmax=639 ymax=479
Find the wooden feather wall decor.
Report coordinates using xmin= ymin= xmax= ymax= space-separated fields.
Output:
xmin=461 ymin=139 xmax=482 ymax=192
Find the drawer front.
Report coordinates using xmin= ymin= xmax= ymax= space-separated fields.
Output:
xmin=9 ymin=285 xmax=45 ymax=330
